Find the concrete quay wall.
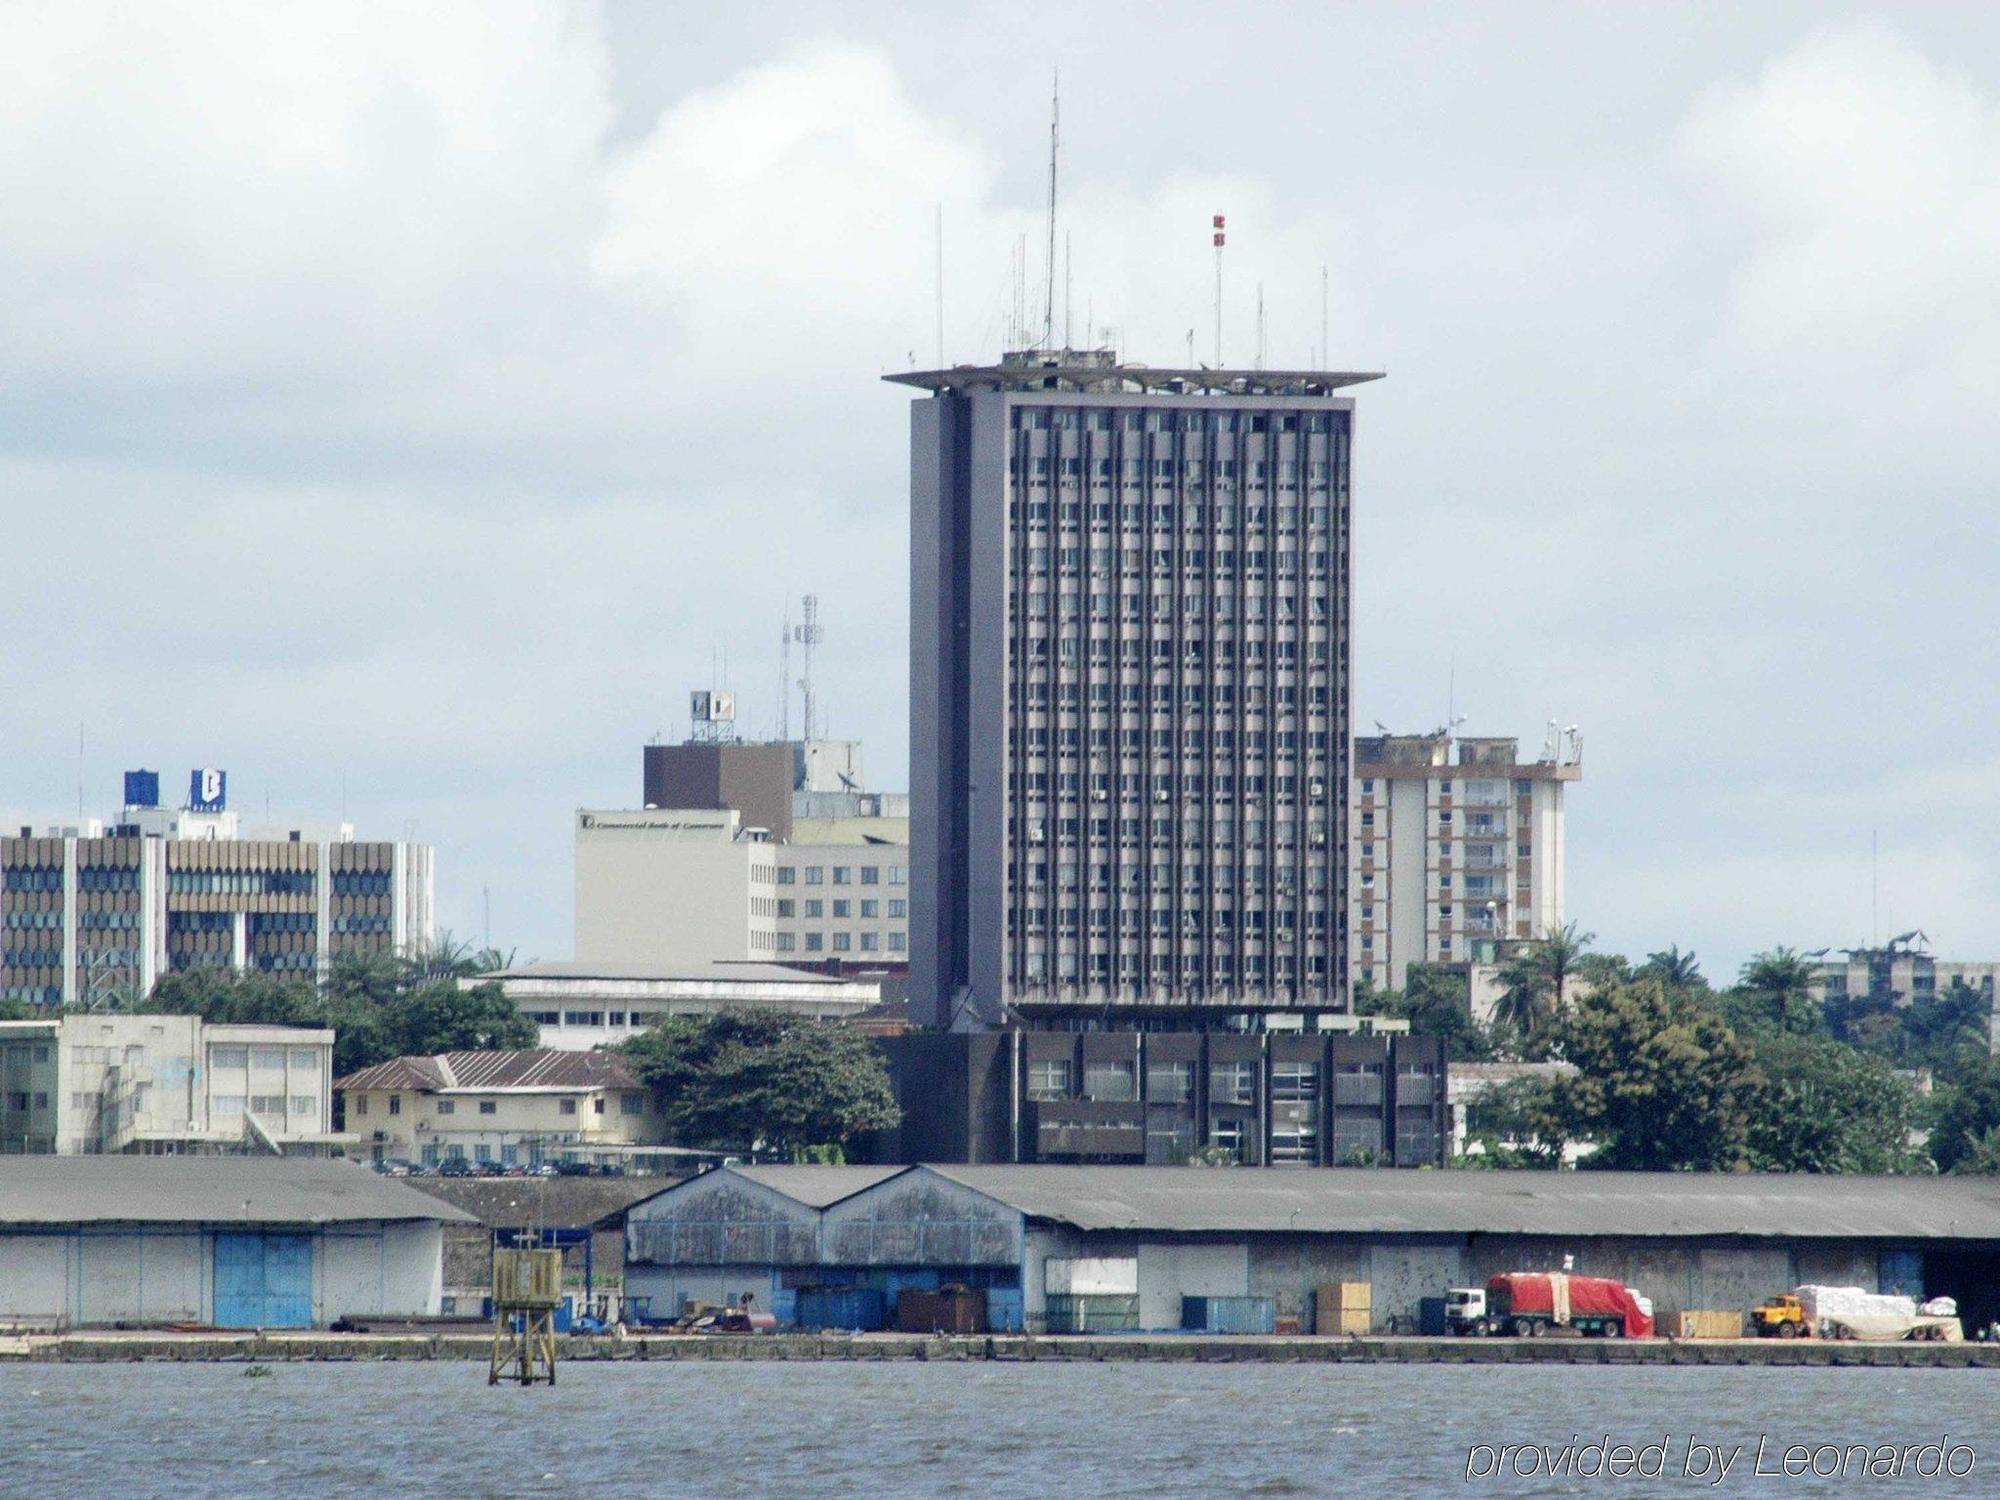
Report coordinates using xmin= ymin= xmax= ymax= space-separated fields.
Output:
xmin=3 ymin=1332 xmax=1996 ymax=1369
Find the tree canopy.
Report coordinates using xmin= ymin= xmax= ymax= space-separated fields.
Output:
xmin=1547 ymin=978 xmax=1762 ymax=1171
xmin=618 ymin=1011 xmax=899 ymax=1158
xmin=135 ymin=937 xmax=533 ymax=1077
xmin=1353 ymin=963 xmax=1495 ymax=1063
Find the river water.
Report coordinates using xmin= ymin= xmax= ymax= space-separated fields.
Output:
xmin=3 ymin=1361 xmax=1994 ymax=1497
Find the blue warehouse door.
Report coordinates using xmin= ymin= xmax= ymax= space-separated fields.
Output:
xmin=213 ymin=1233 xmax=315 ymax=1328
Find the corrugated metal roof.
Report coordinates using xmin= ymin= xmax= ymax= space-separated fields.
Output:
xmin=919 ymin=1166 xmax=2000 ymax=1241
xmin=729 ymin=1164 xmax=906 ymax=1208
xmin=337 ymin=1049 xmax=638 ymax=1093
xmin=0 ymin=1158 xmax=478 ymax=1226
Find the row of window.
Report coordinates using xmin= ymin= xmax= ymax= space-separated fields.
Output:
xmin=212 ymin=1094 xmax=318 ymax=1118
xmin=1015 ymin=953 xmax=1335 ymax=982
xmin=1011 ymin=909 xmax=1334 ymax=933
xmin=776 ymin=865 xmax=907 ymax=887
xmin=1356 ymin=777 xmax=1536 ymax=796
xmin=775 ymin=931 xmax=904 ymax=954
xmin=1019 ymin=589 xmax=1335 ymax=621
xmin=351 ymin=1092 xmax=623 ymax=1118
xmin=1013 ymin=407 xmax=1340 ymax=434
xmin=1026 ymin=1058 xmax=1422 ymax=1104
xmin=167 ymin=871 xmax=316 ymax=895
xmin=776 ymin=898 xmax=906 ymax=920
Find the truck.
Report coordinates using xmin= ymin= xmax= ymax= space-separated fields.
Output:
xmin=1446 ymin=1273 xmax=1655 ymax=1339
xmin=1771 ymin=1286 xmax=1962 ymax=1343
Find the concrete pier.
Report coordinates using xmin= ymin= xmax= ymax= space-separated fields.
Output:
xmin=2 ymin=1331 xmax=1996 ymax=1368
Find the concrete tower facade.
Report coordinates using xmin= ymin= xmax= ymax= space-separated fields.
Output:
xmin=895 ymin=350 xmax=1381 ymax=1030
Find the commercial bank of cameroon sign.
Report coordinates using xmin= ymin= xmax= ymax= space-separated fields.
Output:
xmin=189 ymin=767 xmax=227 ymax=812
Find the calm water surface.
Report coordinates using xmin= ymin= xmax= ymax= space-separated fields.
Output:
xmin=3 ymin=1361 xmax=1996 ymax=1497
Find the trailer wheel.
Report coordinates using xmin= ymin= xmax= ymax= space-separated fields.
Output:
xmin=1513 ymin=1318 xmax=1539 ymax=1338
xmin=1603 ymin=1321 xmax=1622 ymax=1339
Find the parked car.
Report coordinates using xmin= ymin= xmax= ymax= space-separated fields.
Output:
xmin=439 ymin=1158 xmax=476 ymax=1178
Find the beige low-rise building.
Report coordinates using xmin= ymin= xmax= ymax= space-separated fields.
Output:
xmin=0 ymin=1012 xmax=343 ymax=1155
xmin=337 ymin=1048 xmax=667 ymax=1170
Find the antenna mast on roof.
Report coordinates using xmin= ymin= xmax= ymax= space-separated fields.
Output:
xmin=793 ymin=594 xmax=824 ymax=743
xmin=1320 ymin=263 xmax=1329 ymax=371
xmin=1042 ymin=70 xmax=1058 ymax=349
xmin=779 ymin=601 xmax=792 ymax=742
xmin=1211 ymin=213 xmax=1226 ymax=365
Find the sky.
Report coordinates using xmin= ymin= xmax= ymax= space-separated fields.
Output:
xmin=3 ymin=2 xmax=1998 ymax=981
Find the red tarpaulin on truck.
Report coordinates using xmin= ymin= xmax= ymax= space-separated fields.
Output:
xmin=1487 ymin=1273 xmax=1655 ymax=1337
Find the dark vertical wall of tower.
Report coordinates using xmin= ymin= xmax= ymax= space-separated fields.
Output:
xmin=904 ymin=358 xmax=1368 ymax=1029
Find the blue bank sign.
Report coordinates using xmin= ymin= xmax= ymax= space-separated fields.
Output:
xmin=189 ymin=767 xmax=227 ymax=812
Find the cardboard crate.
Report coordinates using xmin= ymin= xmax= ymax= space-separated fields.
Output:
xmin=1678 ymin=1309 xmax=1748 ymax=1340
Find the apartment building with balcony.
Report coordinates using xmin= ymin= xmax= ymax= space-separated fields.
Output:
xmin=1351 ymin=728 xmax=1580 ymax=994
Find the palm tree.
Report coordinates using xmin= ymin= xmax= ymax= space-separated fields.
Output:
xmin=1491 ymin=921 xmax=1596 ymax=1053
xmin=1522 ymin=920 xmax=1595 ymax=1020
xmin=1639 ymin=945 xmax=1704 ymax=989
xmin=1739 ymin=947 xmax=1820 ymax=1034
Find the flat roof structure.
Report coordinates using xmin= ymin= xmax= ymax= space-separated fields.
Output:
xmin=0 ymin=1157 xmax=477 ymax=1226
xmin=885 ymin=353 xmax=1385 ymax=397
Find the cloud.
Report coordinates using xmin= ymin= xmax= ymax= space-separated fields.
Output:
xmin=3 ymin=7 xmax=1999 ymax=973
xmin=1672 ymin=19 xmax=2000 ymax=435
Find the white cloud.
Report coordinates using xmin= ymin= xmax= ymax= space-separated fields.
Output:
xmin=3 ymin=7 xmax=1999 ymax=971
xmin=1672 ymin=19 xmax=2000 ymax=432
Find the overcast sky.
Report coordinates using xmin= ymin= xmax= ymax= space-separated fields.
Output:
xmin=3 ymin=3 xmax=1997 ymax=980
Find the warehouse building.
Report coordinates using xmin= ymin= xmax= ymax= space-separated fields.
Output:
xmin=618 ymin=1164 xmax=2000 ymax=1335
xmin=0 ymin=1157 xmax=471 ymax=1328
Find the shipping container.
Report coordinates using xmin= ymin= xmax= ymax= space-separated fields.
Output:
xmin=794 ymin=1287 xmax=887 ymax=1332
xmin=1045 ymin=1293 xmax=1141 ymax=1333
xmin=896 ymin=1286 xmax=988 ymax=1335
xmin=1044 ymin=1257 xmax=1139 ymax=1295
xmin=1182 ymin=1295 xmax=1277 ymax=1334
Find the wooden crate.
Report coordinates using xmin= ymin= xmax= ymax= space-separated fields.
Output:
xmin=1678 ymin=1309 xmax=1747 ymax=1340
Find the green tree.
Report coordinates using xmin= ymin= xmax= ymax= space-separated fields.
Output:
xmin=1743 ymin=1033 xmax=1926 ymax=1173
xmin=1549 ymin=978 xmax=1761 ymax=1170
xmin=1945 ymin=1126 xmax=2000 ymax=1176
xmin=392 ymin=980 xmax=536 ymax=1058
xmin=135 ymin=935 xmax=536 ymax=1079
xmin=1455 ymin=1076 xmax=1563 ymax=1169
xmin=1493 ymin=922 xmax=1596 ymax=1057
xmin=620 ymin=1011 xmax=899 ymax=1156
xmin=1737 ymin=947 xmax=1823 ymax=1036
xmin=1931 ymin=1057 xmax=2000 ymax=1173
xmin=1354 ymin=963 xmax=1495 ymax=1062
xmin=1637 ymin=945 xmax=1706 ymax=990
